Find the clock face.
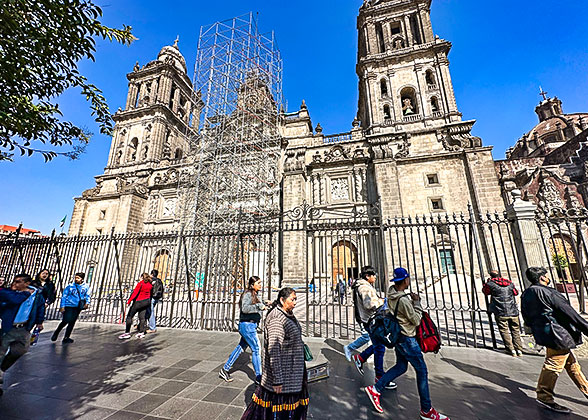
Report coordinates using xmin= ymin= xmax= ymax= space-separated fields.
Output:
xmin=162 ymin=198 xmax=176 ymax=217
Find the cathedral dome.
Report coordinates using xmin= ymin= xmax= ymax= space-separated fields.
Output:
xmin=157 ymin=38 xmax=187 ymax=73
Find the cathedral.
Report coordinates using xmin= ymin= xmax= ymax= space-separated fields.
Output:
xmin=69 ymin=0 xmax=509 ymax=237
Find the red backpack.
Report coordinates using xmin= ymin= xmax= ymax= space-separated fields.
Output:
xmin=416 ymin=312 xmax=442 ymax=353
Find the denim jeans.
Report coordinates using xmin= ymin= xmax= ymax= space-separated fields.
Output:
xmin=375 ymin=336 xmax=431 ymax=412
xmin=223 ymin=321 xmax=262 ymax=377
xmin=148 ymin=299 xmax=159 ymax=331
xmin=359 ymin=343 xmax=386 ymax=378
xmin=348 ymin=329 xmax=371 ymax=352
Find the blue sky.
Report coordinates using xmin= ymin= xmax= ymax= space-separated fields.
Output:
xmin=2 ymin=0 xmax=587 ymax=234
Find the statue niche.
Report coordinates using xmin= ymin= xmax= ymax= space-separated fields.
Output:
xmin=400 ymin=87 xmax=418 ymax=116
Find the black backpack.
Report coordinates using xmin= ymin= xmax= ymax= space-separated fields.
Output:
xmin=152 ymin=278 xmax=164 ymax=300
xmin=366 ymin=296 xmax=406 ymax=349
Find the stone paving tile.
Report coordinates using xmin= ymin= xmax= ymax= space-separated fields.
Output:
xmin=178 ymin=400 xmax=226 ymax=420
xmin=104 ymin=410 xmax=145 ymax=420
xmin=122 ymin=393 xmax=170 ymax=414
xmin=151 ymin=380 xmax=191 ymax=397
xmin=201 ymin=386 xmax=243 ymax=404
xmin=149 ymin=397 xmax=199 ymax=419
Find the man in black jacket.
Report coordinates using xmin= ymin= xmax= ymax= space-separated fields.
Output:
xmin=147 ymin=269 xmax=164 ymax=333
xmin=483 ymin=270 xmax=524 ymax=356
xmin=521 ymin=266 xmax=588 ymax=414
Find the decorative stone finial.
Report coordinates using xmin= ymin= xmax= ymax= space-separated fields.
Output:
xmin=315 ymin=123 xmax=323 ymax=134
xmin=300 ymin=99 xmax=307 ymax=110
xmin=173 ymin=36 xmax=179 ymax=49
xmin=352 ymin=118 xmax=360 ymax=128
xmin=134 ymin=61 xmax=140 ymax=72
xmin=510 ymin=189 xmax=522 ymax=202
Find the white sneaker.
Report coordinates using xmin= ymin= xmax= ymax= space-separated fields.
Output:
xmin=118 ymin=333 xmax=131 ymax=340
xmin=136 ymin=333 xmax=145 ymax=339
xmin=343 ymin=345 xmax=352 ymax=362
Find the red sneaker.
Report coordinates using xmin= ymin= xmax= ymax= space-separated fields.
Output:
xmin=365 ymin=385 xmax=383 ymax=413
xmin=420 ymin=407 xmax=450 ymax=420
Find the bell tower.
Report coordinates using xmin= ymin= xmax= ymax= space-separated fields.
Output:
xmin=105 ymin=39 xmax=200 ymax=172
xmin=357 ymin=0 xmax=461 ymax=131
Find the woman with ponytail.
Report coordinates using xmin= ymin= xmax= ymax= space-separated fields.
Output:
xmin=241 ymin=287 xmax=309 ymax=420
xmin=220 ymin=276 xmax=268 ymax=384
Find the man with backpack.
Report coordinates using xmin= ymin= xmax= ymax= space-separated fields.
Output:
xmin=482 ymin=269 xmax=524 ymax=357
xmin=147 ymin=269 xmax=164 ymax=333
xmin=365 ymin=267 xmax=449 ymax=420
xmin=521 ymin=267 xmax=588 ymax=414
xmin=348 ymin=266 xmax=395 ymax=389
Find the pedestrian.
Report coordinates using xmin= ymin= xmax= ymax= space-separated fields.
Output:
xmin=0 ymin=274 xmax=45 ymax=395
xmin=521 ymin=266 xmax=588 ymax=414
xmin=220 ymin=276 xmax=269 ymax=384
xmin=482 ymin=269 xmax=524 ymax=356
xmin=32 ymin=268 xmax=57 ymax=308
xmin=337 ymin=277 xmax=346 ymax=304
xmin=51 ymin=272 xmax=91 ymax=344
xmin=350 ymin=266 xmax=394 ymax=389
xmin=241 ymin=287 xmax=309 ymax=420
xmin=365 ymin=267 xmax=450 ymax=420
xmin=119 ymin=273 xmax=152 ymax=340
xmin=343 ymin=267 xmax=377 ymax=362
xmin=147 ymin=269 xmax=164 ymax=333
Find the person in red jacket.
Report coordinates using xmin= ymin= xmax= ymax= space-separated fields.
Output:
xmin=119 ymin=273 xmax=153 ymax=340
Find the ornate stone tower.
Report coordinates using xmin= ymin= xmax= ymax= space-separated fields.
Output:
xmin=357 ymin=0 xmax=460 ymax=131
xmin=69 ymin=40 xmax=201 ymax=235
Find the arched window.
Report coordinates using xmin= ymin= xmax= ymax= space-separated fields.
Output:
xmin=174 ymin=148 xmax=183 ymax=160
xmin=400 ymin=87 xmax=418 ymax=116
xmin=425 ymin=70 xmax=436 ymax=87
xmin=383 ymin=104 xmax=391 ymax=120
xmin=430 ymin=97 xmax=440 ymax=113
xmin=115 ymin=150 xmax=123 ymax=165
xmin=380 ymin=79 xmax=388 ymax=97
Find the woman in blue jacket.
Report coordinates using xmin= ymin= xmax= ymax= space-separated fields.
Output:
xmin=51 ymin=272 xmax=91 ymax=344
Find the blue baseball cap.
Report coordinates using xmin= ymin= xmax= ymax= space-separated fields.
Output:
xmin=391 ymin=267 xmax=409 ymax=282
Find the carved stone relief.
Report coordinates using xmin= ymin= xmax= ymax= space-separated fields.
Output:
xmin=331 ymin=178 xmax=350 ymax=201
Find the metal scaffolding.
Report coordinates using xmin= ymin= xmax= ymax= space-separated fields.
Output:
xmin=181 ymin=12 xmax=283 ymax=230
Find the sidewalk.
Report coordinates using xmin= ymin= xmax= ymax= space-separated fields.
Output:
xmin=0 ymin=322 xmax=587 ymax=419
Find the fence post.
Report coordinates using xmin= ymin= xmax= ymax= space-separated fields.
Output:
xmin=168 ymin=225 xmax=184 ymax=328
xmin=94 ymin=227 xmax=115 ymax=321
xmin=506 ymin=190 xmax=544 ymax=288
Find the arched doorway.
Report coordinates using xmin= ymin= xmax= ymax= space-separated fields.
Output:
xmin=331 ymin=240 xmax=358 ymax=288
xmin=548 ymin=234 xmax=580 ymax=282
xmin=153 ymin=249 xmax=172 ymax=284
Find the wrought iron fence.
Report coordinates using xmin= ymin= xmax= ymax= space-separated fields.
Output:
xmin=1 ymin=201 xmax=587 ymax=349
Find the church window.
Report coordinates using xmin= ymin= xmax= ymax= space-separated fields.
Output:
xmin=169 ymin=85 xmax=176 ymax=108
xmin=99 ymin=210 xmax=106 ymax=220
xmin=429 ymin=197 xmax=444 ymax=211
xmin=375 ymin=23 xmax=385 ymax=53
xmin=430 ymin=97 xmax=440 ymax=113
xmin=400 ymin=87 xmax=418 ymax=116
xmin=426 ymin=174 xmax=439 ymax=186
xmin=174 ymin=148 xmax=183 ymax=160
xmin=390 ymin=22 xmax=401 ymax=36
xmin=383 ymin=104 xmax=391 ymax=120
xmin=380 ymin=79 xmax=388 ymax=97
xmin=410 ymin=14 xmax=422 ymax=45
xmin=134 ymin=85 xmax=140 ymax=108
xmin=425 ymin=70 xmax=436 ymax=87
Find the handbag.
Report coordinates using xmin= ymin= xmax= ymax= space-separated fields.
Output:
xmin=304 ymin=343 xmax=313 ymax=362
xmin=75 ymin=285 xmax=87 ymax=310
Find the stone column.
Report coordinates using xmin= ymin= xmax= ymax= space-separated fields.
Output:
xmin=404 ymin=15 xmax=413 ymax=47
xmin=506 ymin=190 xmax=547 ymax=287
xmin=172 ymin=88 xmax=180 ymax=113
xmin=126 ymin=83 xmax=138 ymax=109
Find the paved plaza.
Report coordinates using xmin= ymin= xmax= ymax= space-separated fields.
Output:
xmin=1 ymin=321 xmax=588 ymax=419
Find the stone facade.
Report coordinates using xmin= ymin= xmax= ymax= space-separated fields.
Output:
xmin=70 ymin=1 xmax=508 ymax=286
xmin=496 ymin=95 xmax=588 ymax=211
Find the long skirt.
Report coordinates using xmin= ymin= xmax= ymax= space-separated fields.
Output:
xmin=241 ymin=375 xmax=309 ymax=420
